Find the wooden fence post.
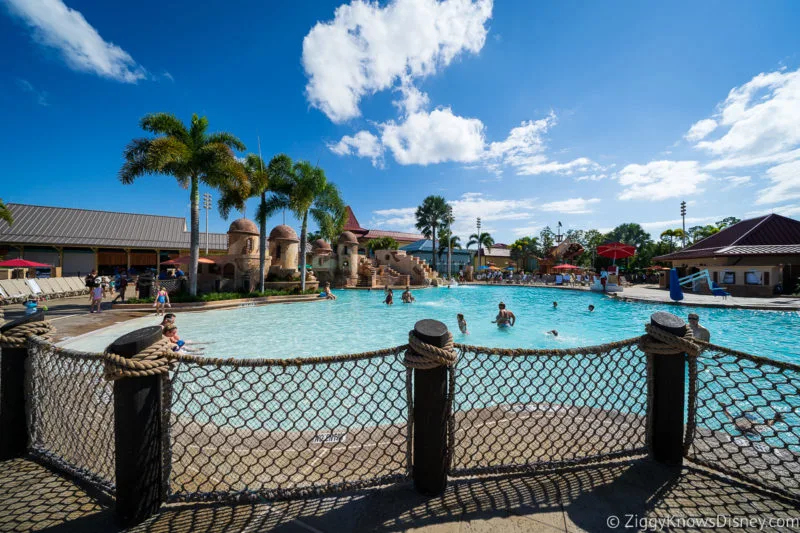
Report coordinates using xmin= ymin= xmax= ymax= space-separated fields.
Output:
xmin=110 ymin=325 xmax=164 ymax=526
xmin=411 ymin=319 xmax=450 ymax=495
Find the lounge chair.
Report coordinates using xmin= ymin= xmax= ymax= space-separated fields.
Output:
xmin=57 ymin=277 xmax=79 ymax=296
xmin=66 ymin=277 xmax=88 ymax=295
xmin=710 ymin=281 xmax=730 ymax=299
xmin=25 ymin=278 xmax=47 ymax=300
xmin=8 ymin=279 xmax=34 ymax=300
xmin=0 ymin=284 xmax=24 ymax=305
xmin=36 ymin=278 xmax=61 ymax=299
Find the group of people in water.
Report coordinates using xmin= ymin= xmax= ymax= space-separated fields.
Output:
xmin=160 ymin=313 xmax=204 ymax=354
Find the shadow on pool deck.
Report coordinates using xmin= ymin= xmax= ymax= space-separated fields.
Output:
xmin=2 ymin=457 xmax=797 ymax=533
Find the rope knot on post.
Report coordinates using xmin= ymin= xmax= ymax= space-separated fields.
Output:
xmin=403 ymin=329 xmax=457 ymax=369
xmin=0 ymin=321 xmax=55 ymax=349
xmin=103 ymin=338 xmax=175 ymax=381
xmin=639 ymin=322 xmax=699 ymax=356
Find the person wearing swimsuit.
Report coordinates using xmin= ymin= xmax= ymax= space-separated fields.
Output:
xmin=492 ymin=302 xmax=516 ymax=328
xmin=154 ymin=287 xmax=171 ymax=316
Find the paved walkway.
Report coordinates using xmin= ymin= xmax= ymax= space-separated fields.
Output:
xmin=2 ymin=457 xmax=798 ymax=532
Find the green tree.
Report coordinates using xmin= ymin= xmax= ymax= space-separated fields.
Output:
xmin=0 ymin=199 xmax=13 ymax=226
xmin=578 ymin=229 xmax=606 ymax=268
xmin=659 ymin=228 xmax=685 ymax=253
xmin=695 ymin=224 xmax=721 ymax=241
xmin=120 ymin=113 xmax=246 ymax=295
xmin=415 ymin=195 xmax=450 ymax=271
xmin=605 ymin=223 xmax=652 ymax=250
xmin=467 ymin=232 xmax=495 ymax=267
xmin=539 ymin=226 xmax=555 ymax=254
xmin=437 ymin=229 xmax=461 ymax=264
xmin=716 ymin=216 xmax=741 ymax=229
xmin=510 ymin=236 xmax=539 ymax=271
xmin=366 ymin=237 xmax=399 ymax=254
xmin=263 ymin=160 xmax=344 ymax=291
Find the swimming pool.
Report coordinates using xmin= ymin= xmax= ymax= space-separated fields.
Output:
xmin=62 ymin=285 xmax=800 ymax=362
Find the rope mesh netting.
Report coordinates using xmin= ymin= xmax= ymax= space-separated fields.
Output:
xmin=26 ymin=336 xmax=116 ymax=495
xmin=166 ymin=347 xmax=412 ymax=502
xmin=685 ymin=343 xmax=800 ymax=500
xmin=449 ymin=339 xmax=649 ymax=476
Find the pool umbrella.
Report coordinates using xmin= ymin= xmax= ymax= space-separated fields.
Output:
xmin=0 ymin=259 xmax=51 ymax=268
xmin=477 ymin=265 xmax=490 ymax=270
xmin=596 ymin=242 xmax=636 ymax=265
xmin=552 ymin=264 xmax=579 ymax=270
xmin=504 ymin=266 xmax=515 ymax=271
xmin=162 ymin=256 xmax=215 ymax=265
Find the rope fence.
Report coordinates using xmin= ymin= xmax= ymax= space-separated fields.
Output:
xmin=1 ymin=313 xmax=799 ymax=513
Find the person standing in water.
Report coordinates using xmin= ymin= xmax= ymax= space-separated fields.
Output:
xmin=687 ymin=313 xmax=710 ymax=341
xmin=492 ymin=302 xmax=516 ymax=328
xmin=384 ymin=288 xmax=394 ymax=305
xmin=457 ymin=313 xmax=469 ymax=334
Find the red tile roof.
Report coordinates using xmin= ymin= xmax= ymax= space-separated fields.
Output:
xmin=362 ymin=229 xmax=424 ymax=241
xmin=342 ymin=206 xmax=367 ymax=235
xmin=655 ymin=214 xmax=800 ymax=261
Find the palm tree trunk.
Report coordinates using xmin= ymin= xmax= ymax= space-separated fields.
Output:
xmin=189 ymin=175 xmax=200 ymax=296
xmin=447 ymin=237 xmax=452 ymax=278
xmin=431 ymin=223 xmax=437 ymax=272
xmin=258 ymin=193 xmax=267 ymax=293
xmin=300 ymin=211 xmax=308 ymax=292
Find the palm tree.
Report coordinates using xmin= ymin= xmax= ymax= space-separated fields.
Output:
xmin=0 ymin=199 xmax=13 ymax=226
xmin=265 ymin=160 xmax=345 ymax=292
xmin=366 ymin=237 xmax=399 ymax=255
xmin=467 ymin=232 xmax=495 ymax=267
xmin=120 ymin=113 xmax=246 ymax=295
xmin=660 ymin=229 xmax=676 ymax=253
xmin=415 ymin=195 xmax=449 ymax=272
xmin=437 ymin=229 xmax=461 ymax=263
xmin=510 ymin=236 xmax=539 ymax=271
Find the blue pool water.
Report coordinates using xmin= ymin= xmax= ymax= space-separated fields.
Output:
xmin=63 ymin=285 xmax=800 ymax=362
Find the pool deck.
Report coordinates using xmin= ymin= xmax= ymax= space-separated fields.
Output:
xmin=2 ymin=456 xmax=797 ymax=532
xmin=463 ymin=282 xmax=800 ymax=311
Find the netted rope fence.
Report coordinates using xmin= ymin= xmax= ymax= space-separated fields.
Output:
xmin=685 ymin=341 xmax=800 ymax=500
xmin=449 ymin=338 xmax=649 ymax=477
xmin=165 ymin=346 xmax=413 ymax=502
xmin=26 ymin=336 xmax=116 ymax=496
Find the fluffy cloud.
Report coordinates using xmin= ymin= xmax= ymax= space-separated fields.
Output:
xmin=485 ymin=114 xmax=600 ymax=176
xmin=328 ymin=131 xmax=383 ymax=166
xmin=5 ymin=0 xmax=147 ymax=83
xmin=539 ymin=198 xmax=601 ymax=215
xmin=575 ymin=174 xmax=608 ymax=182
xmin=720 ymin=175 xmax=751 ymax=191
xmin=370 ymin=192 xmax=537 ymax=241
xmin=756 ymin=159 xmax=800 ymax=205
xmin=617 ymin=160 xmax=711 ymax=201
xmin=381 ymin=108 xmax=486 ymax=165
xmin=302 ymin=0 xmax=492 ymax=123
xmin=684 ymin=118 xmax=717 ymax=142
xmin=693 ymin=68 xmax=800 ymax=168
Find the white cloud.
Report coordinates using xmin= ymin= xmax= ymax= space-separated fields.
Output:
xmin=381 ymin=107 xmax=485 ymax=165
xmin=511 ymin=225 xmax=542 ymax=236
xmin=5 ymin=0 xmax=147 ymax=83
xmin=14 ymin=78 xmax=48 ymax=106
xmin=484 ymin=113 xmax=600 ymax=176
xmin=575 ymin=173 xmax=607 ymax=182
xmin=393 ymin=81 xmax=430 ymax=115
xmin=617 ymin=160 xmax=711 ymax=201
xmin=720 ymin=175 xmax=751 ymax=191
xmin=302 ymin=0 xmax=492 ymax=123
xmin=684 ymin=118 xmax=717 ymax=142
xmin=370 ymin=192 xmax=537 ymax=242
xmin=539 ymin=197 xmax=601 ymax=215
xmin=756 ymin=159 xmax=800 ymax=205
xmin=745 ymin=204 xmax=800 ymax=218
xmin=328 ymin=130 xmax=384 ymax=166
xmin=693 ymin=68 xmax=800 ymax=168
xmin=639 ymin=216 xmax=720 ymax=230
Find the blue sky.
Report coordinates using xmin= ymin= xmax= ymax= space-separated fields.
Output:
xmin=2 ymin=0 xmax=799 ymax=244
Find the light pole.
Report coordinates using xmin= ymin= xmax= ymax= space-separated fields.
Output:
xmin=680 ymin=201 xmax=687 ymax=247
xmin=476 ymin=217 xmax=481 ymax=267
xmin=203 ymin=192 xmax=212 ymax=255
xmin=446 ymin=205 xmax=453 ymax=278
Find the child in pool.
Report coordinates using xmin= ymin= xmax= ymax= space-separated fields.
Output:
xmin=457 ymin=314 xmax=469 ymax=335
xmin=163 ymin=324 xmax=202 ymax=353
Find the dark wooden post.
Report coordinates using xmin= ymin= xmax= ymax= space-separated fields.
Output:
xmin=0 ymin=311 xmax=46 ymax=460
xmin=110 ymin=326 xmax=164 ymax=526
xmin=412 ymin=319 xmax=450 ymax=495
xmin=647 ymin=311 xmax=687 ymax=466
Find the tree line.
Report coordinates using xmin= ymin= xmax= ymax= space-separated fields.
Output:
xmin=119 ymin=113 xmax=346 ymax=295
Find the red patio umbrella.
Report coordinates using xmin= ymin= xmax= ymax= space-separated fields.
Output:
xmin=552 ymin=264 xmax=580 ymax=270
xmin=0 ymin=258 xmax=51 ymax=268
xmin=596 ymin=242 xmax=636 ymax=265
xmin=161 ymin=256 xmax=215 ymax=265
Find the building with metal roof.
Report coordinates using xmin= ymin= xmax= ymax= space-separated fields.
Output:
xmin=343 ymin=206 xmax=423 ymax=247
xmin=0 ymin=203 xmax=228 ymax=276
xmin=654 ymin=213 xmax=800 ymax=296
xmin=401 ymin=239 xmax=473 ymax=275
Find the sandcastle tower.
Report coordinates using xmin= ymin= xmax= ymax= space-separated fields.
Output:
xmin=337 ymin=231 xmax=360 ymax=285
xmin=268 ymin=224 xmax=300 ymax=280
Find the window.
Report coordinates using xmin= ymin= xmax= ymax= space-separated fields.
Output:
xmin=318 ymin=258 xmax=324 ymax=266
xmin=745 ymin=271 xmax=761 ymax=285
xmin=722 ymin=271 xmax=735 ymax=284
xmin=764 ymin=272 xmax=770 ymax=286
xmin=275 ymin=245 xmax=281 ymax=260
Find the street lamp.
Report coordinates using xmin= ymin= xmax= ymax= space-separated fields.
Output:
xmin=476 ymin=217 xmax=481 ymax=267
xmin=203 ymin=192 xmax=212 ymax=255
xmin=680 ymin=201 xmax=687 ymax=247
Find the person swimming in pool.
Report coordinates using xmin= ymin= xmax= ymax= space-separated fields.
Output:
xmin=492 ymin=302 xmax=515 ymax=328
xmin=547 ymin=330 xmax=559 ymax=337
xmin=457 ymin=313 xmax=469 ymax=334
xmin=323 ymin=282 xmax=336 ymax=300
xmin=384 ymin=288 xmax=394 ymax=305
xmin=588 ymin=305 xmax=595 ymax=312
xmin=401 ymin=287 xmax=415 ymax=303
xmin=552 ymin=301 xmax=558 ymax=309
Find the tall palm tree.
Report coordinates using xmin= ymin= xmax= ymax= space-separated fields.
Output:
xmin=120 ymin=113 xmax=246 ymax=295
xmin=467 ymin=232 xmax=495 ymax=267
xmin=437 ymin=230 xmax=461 ymax=261
xmin=660 ymin=229 xmax=676 ymax=253
xmin=0 ymin=199 xmax=13 ymax=226
xmin=264 ymin=160 xmax=345 ymax=291
xmin=366 ymin=237 xmax=399 ymax=255
xmin=415 ymin=195 xmax=449 ymax=272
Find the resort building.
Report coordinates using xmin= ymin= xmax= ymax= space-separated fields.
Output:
xmin=400 ymin=239 xmax=474 ymax=275
xmin=473 ymin=244 xmax=514 ymax=270
xmin=0 ymin=203 xmax=228 ymax=277
xmin=342 ymin=206 xmax=423 ymax=249
xmin=654 ymin=213 xmax=800 ymax=297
